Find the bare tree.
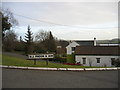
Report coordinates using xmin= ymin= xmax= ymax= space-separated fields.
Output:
xmin=35 ymin=30 xmax=57 ymax=53
xmin=35 ymin=30 xmax=49 ymax=42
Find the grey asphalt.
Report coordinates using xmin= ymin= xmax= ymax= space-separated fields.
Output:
xmin=2 ymin=68 xmax=118 ymax=88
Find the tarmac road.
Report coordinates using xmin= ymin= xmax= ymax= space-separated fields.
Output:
xmin=2 ymin=68 xmax=118 ymax=88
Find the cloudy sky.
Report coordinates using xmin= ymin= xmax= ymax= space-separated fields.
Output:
xmin=2 ymin=1 xmax=118 ymax=40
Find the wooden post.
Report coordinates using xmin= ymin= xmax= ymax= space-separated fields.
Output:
xmin=34 ymin=59 xmax=36 ymax=65
xmin=46 ymin=51 xmax=49 ymax=65
xmin=46 ymin=59 xmax=48 ymax=66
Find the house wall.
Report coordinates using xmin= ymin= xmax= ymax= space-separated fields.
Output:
xmin=75 ymin=55 xmax=119 ymax=67
xmin=66 ymin=42 xmax=79 ymax=54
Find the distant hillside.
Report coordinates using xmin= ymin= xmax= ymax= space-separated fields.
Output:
xmin=97 ymin=38 xmax=120 ymax=44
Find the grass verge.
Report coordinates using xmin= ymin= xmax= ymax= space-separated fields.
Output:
xmin=2 ymin=54 xmax=107 ymax=68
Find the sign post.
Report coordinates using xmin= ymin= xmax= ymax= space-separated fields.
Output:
xmin=34 ymin=59 xmax=36 ymax=65
xmin=27 ymin=54 xmax=54 ymax=65
xmin=46 ymin=59 xmax=48 ymax=66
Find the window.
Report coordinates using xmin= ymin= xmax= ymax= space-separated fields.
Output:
xmin=82 ymin=58 xmax=86 ymax=64
xmin=96 ymin=58 xmax=100 ymax=63
xmin=72 ymin=47 xmax=75 ymax=51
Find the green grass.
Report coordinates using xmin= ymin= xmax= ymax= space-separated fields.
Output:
xmin=0 ymin=54 xmax=2 ymax=65
xmin=2 ymin=55 xmax=108 ymax=68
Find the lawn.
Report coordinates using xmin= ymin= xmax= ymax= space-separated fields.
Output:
xmin=2 ymin=55 xmax=106 ymax=68
xmin=0 ymin=54 xmax=2 ymax=65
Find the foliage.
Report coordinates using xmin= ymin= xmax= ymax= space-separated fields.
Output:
xmin=24 ymin=25 xmax=34 ymax=54
xmin=67 ymin=54 xmax=75 ymax=63
xmin=35 ymin=30 xmax=56 ymax=53
xmin=54 ymin=54 xmax=67 ymax=63
xmin=34 ymin=43 xmax=47 ymax=53
xmin=14 ymin=36 xmax=25 ymax=52
xmin=111 ymin=58 xmax=120 ymax=67
xmin=59 ymin=40 xmax=69 ymax=48
xmin=3 ymin=30 xmax=17 ymax=52
xmin=47 ymin=31 xmax=56 ymax=52
xmin=35 ymin=30 xmax=49 ymax=42
xmin=1 ymin=9 xmax=18 ymax=39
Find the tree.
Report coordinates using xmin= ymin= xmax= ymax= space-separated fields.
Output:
xmin=3 ymin=30 xmax=17 ymax=51
xmin=35 ymin=30 xmax=49 ymax=53
xmin=47 ymin=31 xmax=56 ymax=53
xmin=35 ymin=30 xmax=49 ymax=42
xmin=24 ymin=25 xmax=34 ymax=55
xmin=14 ymin=36 xmax=25 ymax=52
xmin=1 ymin=9 xmax=18 ymax=39
xmin=35 ymin=30 xmax=56 ymax=53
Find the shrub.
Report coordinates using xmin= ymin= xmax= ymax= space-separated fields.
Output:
xmin=54 ymin=55 xmax=67 ymax=63
xmin=112 ymin=58 xmax=120 ymax=67
xmin=67 ymin=54 xmax=75 ymax=63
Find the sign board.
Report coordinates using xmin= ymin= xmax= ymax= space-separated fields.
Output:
xmin=28 ymin=54 xmax=54 ymax=60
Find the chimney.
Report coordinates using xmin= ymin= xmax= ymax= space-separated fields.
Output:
xmin=94 ymin=38 xmax=96 ymax=46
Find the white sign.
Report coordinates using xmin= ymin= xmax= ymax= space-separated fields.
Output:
xmin=28 ymin=54 xmax=54 ymax=59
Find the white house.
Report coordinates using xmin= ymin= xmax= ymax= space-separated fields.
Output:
xmin=66 ymin=38 xmax=96 ymax=55
xmin=75 ymin=46 xmax=119 ymax=67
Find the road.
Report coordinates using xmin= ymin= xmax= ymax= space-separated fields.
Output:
xmin=2 ymin=68 xmax=118 ymax=88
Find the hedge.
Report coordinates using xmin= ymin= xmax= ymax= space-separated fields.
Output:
xmin=67 ymin=54 xmax=75 ymax=63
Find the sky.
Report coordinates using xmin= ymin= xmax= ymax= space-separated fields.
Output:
xmin=2 ymin=1 xmax=119 ymax=40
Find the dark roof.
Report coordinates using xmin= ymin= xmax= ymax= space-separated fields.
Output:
xmin=75 ymin=40 xmax=94 ymax=46
xmin=75 ymin=46 xmax=120 ymax=55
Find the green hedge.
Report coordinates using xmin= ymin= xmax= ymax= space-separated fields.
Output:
xmin=54 ymin=55 xmax=67 ymax=63
xmin=67 ymin=54 xmax=75 ymax=63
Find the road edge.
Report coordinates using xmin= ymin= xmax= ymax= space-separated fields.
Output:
xmin=0 ymin=65 xmax=120 ymax=71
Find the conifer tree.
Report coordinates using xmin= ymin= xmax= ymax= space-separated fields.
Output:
xmin=24 ymin=25 xmax=34 ymax=54
xmin=47 ymin=31 xmax=56 ymax=53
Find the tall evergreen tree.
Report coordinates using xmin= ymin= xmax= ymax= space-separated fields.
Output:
xmin=24 ymin=25 xmax=34 ymax=54
xmin=47 ymin=31 xmax=56 ymax=53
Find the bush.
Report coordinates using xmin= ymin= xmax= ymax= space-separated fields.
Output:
xmin=112 ymin=58 xmax=120 ymax=67
xmin=60 ymin=57 xmax=67 ymax=63
xmin=54 ymin=55 xmax=67 ymax=63
xmin=67 ymin=54 xmax=75 ymax=63
xmin=14 ymin=41 xmax=25 ymax=51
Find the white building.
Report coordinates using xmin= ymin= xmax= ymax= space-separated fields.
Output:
xmin=75 ymin=46 xmax=119 ymax=67
xmin=66 ymin=38 xmax=96 ymax=55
